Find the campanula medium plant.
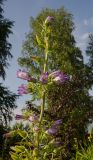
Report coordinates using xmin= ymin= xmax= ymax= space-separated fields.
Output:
xmin=8 ymin=16 xmax=69 ymax=160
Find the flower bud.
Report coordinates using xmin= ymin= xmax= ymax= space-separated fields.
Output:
xmin=45 ymin=16 xmax=54 ymax=24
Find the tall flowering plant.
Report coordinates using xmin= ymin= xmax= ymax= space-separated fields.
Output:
xmin=8 ymin=16 xmax=69 ymax=160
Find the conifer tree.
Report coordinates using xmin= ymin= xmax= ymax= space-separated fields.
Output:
xmin=0 ymin=0 xmax=17 ymax=125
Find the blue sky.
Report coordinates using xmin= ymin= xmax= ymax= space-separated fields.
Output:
xmin=1 ymin=0 xmax=93 ymax=114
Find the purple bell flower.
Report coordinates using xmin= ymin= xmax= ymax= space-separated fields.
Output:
xmin=17 ymin=69 xmax=36 ymax=82
xmin=45 ymin=16 xmax=54 ymax=24
xmin=15 ymin=114 xmax=25 ymax=120
xmin=40 ymin=72 xmax=49 ymax=84
xmin=46 ymin=127 xmax=57 ymax=135
xmin=49 ymin=70 xmax=69 ymax=84
xmin=17 ymin=69 xmax=30 ymax=80
xmin=18 ymin=84 xmax=28 ymax=95
xmin=53 ymin=119 xmax=62 ymax=126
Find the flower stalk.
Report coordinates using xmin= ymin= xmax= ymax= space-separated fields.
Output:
xmin=36 ymin=35 xmax=49 ymax=153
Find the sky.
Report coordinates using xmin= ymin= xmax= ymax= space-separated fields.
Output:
xmin=1 ymin=0 xmax=93 ymax=115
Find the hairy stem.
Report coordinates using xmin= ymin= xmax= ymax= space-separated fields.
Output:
xmin=36 ymin=37 xmax=48 ymax=151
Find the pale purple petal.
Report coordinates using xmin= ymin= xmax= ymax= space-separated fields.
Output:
xmin=49 ymin=70 xmax=69 ymax=84
xmin=17 ymin=69 xmax=35 ymax=82
xmin=45 ymin=16 xmax=54 ymax=24
xmin=18 ymin=84 xmax=28 ymax=95
xmin=46 ymin=127 xmax=57 ymax=135
xmin=54 ymin=119 xmax=62 ymax=125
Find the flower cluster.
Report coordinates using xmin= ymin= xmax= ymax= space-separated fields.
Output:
xmin=40 ymin=70 xmax=69 ymax=85
xmin=17 ymin=70 xmax=69 ymax=95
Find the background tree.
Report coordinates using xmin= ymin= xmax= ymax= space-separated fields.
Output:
xmin=0 ymin=0 xmax=18 ymax=159
xmin=18 ymin=8 xmax=93 ymax=159
xmin=0 ymin=0 xmax=17 ymax=126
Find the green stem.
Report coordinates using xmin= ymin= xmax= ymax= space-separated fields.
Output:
xmin=39 ymin=90 xmax=46 ymax=123
xmin=39 ymin=37 xmax=48 ymax=123
xmin=36 ymin=37 xmax=48 ymax=151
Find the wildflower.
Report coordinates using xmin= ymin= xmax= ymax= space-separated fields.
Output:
xmin=33 ymin=126 xmax=40 ymax=132
xmin=49 ymin=70 xmax=69 ymax=84
xmin=40 ymin=72 xmax=49 ymax=84
xmin=45 ymin=16 xmax=54 ymax=24
xmin=17 ymin=69 xmax=29 ymax=80
xmin=18 ymin=84 xmax=28 ymax=95
xmin=15 ymin=114 xmax=25 ymax=120
xmin=28 ymin=114 xmax=38 ymax=123
xmin=17 ymin=69 xmax=36 ymax=82
xmin=49 ymin=70 xmax=62 ymax=77
xmin=46 ymin=127 xmax=57 ymax=135
xmin=53 ymin=119 xmax=62 ymax=126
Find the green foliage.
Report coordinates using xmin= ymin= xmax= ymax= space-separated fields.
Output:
xmin=0 ymin=0 xmax=13 ymax=79
xmin=0 ymin=84 xmax=17 ymax=125
xmin=75 ymin=145 xmax=93 ymax=160
xmin=73 ymin=132 xmax=93 ymax=160
xmin=9 ymin=120 xmax=63 ymax=160
xmin=1 ymin=123 xmax=30 ymax=160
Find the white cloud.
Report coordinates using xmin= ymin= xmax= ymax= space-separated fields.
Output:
xmin=84 ymin=19 xmax=88 ymax=26
xmin=74 ymin=32 xmax=90 ymax=51
xmin=90 ymin=17 xmax=93 ymax=25
xmin=83 ymin=17 xmax=93 ymax=26
xmin=81 ymin=32 xmax=90 ymax=40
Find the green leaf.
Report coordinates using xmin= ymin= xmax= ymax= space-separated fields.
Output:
xmin=11 ymin=145 xmax=25 ymax=153
xmin=17 ymin=130 xmax=28 ymax=139
xmin=10 ymin=152 xmax=19 ymax=160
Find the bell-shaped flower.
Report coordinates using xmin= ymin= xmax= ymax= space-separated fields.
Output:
xmin=17 ymin=69 xmax=30 ymax=80
xmin=46 ymin=126 xmax=57 ymax=135
xmin=15 ymin=114 xmax=25 ymax=120
xmin=45 ymin=16 xmax=54 ymax=24
xmin=28 ymin=114 xmax=38 ymax=123
xmin=18 ymin=84 xmax=28 ymax=95
xmin=40 ymin=72 xmax=49 ymax=84
xmin=17 ymin=69 xmax=36 ymax=82
xmin=49 ymin=70 xmax=69 ymax=84
xmin=53 ymin=119 xmax=62 ymax=126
